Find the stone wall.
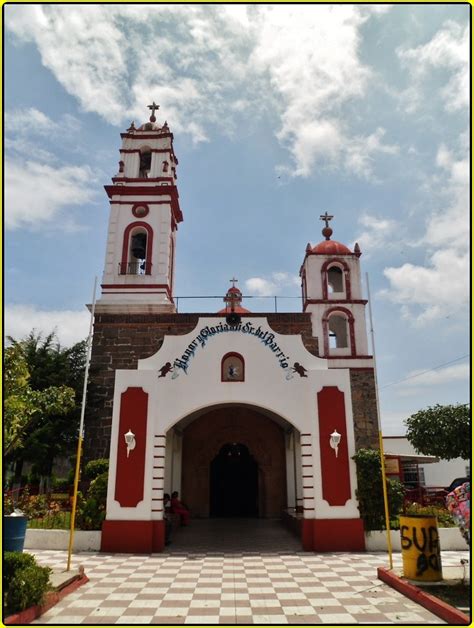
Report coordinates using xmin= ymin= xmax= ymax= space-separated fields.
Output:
xmin=349 ymin=368 xmax=379 ymax=450
xmin=85 ymin=312 xmax=317 ymax=462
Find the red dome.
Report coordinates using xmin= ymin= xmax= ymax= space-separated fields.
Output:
xmin=311 ymin=240 xmax=352 ymax=255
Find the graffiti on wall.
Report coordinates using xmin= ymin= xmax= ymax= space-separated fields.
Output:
xmin=400 ymin=522 xmax=442 ymax=577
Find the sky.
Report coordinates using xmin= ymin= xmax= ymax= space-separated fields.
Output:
xmin=4 ymin=4 xmax=470 ymax=435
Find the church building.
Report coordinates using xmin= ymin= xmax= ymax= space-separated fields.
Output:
xmin=85 ymin=104 xmax=379 ymax=554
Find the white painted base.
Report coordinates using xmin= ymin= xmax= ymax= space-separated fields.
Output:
xmin=24 ymin=527 xmax=467 ymax=553
xmin=365 ymin=527 xmax=467 ymax=552
xmin=24 ymin=529 xmax=101 ymax=552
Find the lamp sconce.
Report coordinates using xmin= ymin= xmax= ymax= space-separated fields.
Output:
xmin=329 ymin=429 xmax=341 ymax=458
xmin=124 ymin=429 xmax=136 ymax=458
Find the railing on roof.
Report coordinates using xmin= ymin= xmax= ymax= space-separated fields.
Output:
xmin=174 ymin=295 xmax=304 ymax=314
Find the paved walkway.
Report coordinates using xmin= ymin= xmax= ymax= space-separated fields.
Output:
xmin=32 ymin=520 xmax=468 ymax=624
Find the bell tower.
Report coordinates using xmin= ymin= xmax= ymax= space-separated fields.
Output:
xmin=96 ymin=102 xmax=183 ymax=313
xmin=300 ymin=213 xmax=370 ymax=359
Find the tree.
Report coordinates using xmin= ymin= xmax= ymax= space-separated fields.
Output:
xmin=4 ymin=343 xmax=75 ymax=458
xmin=5 ymin=332 xmax=86 ymax=483
xmin=405 ymin=403 xmax=470 ymax=461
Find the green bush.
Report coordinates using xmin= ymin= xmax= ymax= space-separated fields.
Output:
xmin=353 ymin=448 xmax=405 ymax=530
xmin=404 ymin=502 xmax=456 ymax=527
xmin=76 ymin=469 xmax=109 ymax=530
xmin=50 ymin=476 xmax=70 ymax=492
xmin=3 ymin=552 xmax=52 ymax=615
xmin=83 ymin=459 xmax=109 ymax=481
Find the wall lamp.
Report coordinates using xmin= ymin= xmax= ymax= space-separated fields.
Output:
xmin=124 ymin=429 xmax=136 ymax=458
xmin=329 ymin=429 xmax=341 ymax=458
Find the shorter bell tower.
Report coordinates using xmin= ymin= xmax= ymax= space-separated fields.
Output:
xmin=96 ymin=102 xmax=183 ymax=314
xmin=300 ymin=213 xmax=370 ymax=359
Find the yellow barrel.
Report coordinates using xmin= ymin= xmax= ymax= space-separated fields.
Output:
xmin=399 ymin=515 xmax=443 ymax=581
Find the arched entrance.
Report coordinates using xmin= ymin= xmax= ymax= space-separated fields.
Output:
xmin=177 ymin=405 xmax=289 ymax=518
xmin=210 ymin=443 xmax=258 ymax=517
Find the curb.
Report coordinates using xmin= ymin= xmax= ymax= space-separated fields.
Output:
xmin=378 ymin=567 xmax=470 ymax=625
xmin=4 ymin=573 xmax=89 ymax=625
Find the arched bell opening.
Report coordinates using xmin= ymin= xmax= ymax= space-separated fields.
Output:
xmin=138 ymin=146 xmax=152 ymax=178
xmin=119 ymin=221 xmax=154 ymax=275
xmin=129 ymin=228 xmax=148 ymax=275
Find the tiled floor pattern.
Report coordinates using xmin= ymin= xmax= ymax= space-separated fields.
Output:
xmin=30 ymin=521 xmax=468 ymax=625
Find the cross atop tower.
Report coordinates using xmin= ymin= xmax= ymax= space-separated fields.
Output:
xmin=229 ymin=277 xmax=238 ymax=288
xmin=319 ymin=211 xmax=334 ymax=229
xmin=147 ymin=101 xmax=160 ymax=122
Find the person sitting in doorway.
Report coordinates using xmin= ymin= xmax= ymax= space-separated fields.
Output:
xmin=163 ymin=493 xmax=172 ymax=545
xmin=171 ymin=491 xmax=190 ymax=526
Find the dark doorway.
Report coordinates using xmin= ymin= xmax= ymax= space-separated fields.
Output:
xmin=210 ymin=443 xmax=258 ymax=517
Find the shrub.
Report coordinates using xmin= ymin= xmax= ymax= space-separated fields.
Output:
xmin=404 ymin=502 xmax=456 ymax=528
xmin=51 ymin=476 xmax=70 ymax=492
xmin=83 ymin=459 xmax=109 ymax=481
xmin=76 ymin=469 xmax=109 ymax=530
xmin=353 ymin=448 xmax=405 ymax=530
xmin=3 ymin=552 xmax=52 ymax=615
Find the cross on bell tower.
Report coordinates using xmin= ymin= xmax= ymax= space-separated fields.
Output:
xmin=319 ymin=211 xmax=334 ymax=240
xmin=147 ymin=101 xmax=160 ymax=122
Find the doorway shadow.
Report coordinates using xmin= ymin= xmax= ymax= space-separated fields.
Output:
xmin=210 ymin=443 xmax=258 ymax=517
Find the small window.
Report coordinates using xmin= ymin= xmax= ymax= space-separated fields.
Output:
xmin=221 ymin=352 xmax=245 ymax=382
xmin=328 ymin=314 xmax=348 ymax=348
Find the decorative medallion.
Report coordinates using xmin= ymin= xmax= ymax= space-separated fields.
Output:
xmin=132 ymin=204 xmax=149 ymax=218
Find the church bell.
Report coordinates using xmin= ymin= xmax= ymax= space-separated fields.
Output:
xmin=131 ymin=233 xmax=147 ymax=259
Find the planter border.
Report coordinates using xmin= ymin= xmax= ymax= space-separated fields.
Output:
xmin=378 ymin=567 xmax=470 ymax=625
xmin=4 ymin=574 xmax=89 ymax=625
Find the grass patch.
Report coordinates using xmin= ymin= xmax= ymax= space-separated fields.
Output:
xmin=27 ymin=512 xmax=71 ymax=530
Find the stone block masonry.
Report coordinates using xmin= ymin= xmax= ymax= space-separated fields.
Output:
xmin=350 ymin=368 xmax=379 ymax=450
xmin=85 ymin=312 xmax=318 ymax=462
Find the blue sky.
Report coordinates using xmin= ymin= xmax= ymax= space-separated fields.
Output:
xmin=4 ymin=4 xmax=470 ymax=434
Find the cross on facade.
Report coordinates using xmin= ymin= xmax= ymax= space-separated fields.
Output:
xmin=147 ymin=101 xmax=160 ymax=121
xmin=319 ymin=211 xmax=334 ymax=228
xmin=229 ymin=277 xmax=238 ymax=288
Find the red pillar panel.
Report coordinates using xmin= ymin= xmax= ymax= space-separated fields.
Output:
xmin=101 ymin=520 xmax=153 ymax=553
xmin=317 ymin=386 xmax=351 ymax=506
xmin=313 ymin=519 xmax=365 ymax=551
xmin=114 ymin=387 xmax=148 ymax=508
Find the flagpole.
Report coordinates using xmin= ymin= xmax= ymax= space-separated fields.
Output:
xmin=366 ymin=272 xmax=393 ymax=570
xmin=67 ymin=276 xmax=98 ymax=571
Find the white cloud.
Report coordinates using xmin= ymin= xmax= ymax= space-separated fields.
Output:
xmin=245 ymin=272 xmax=300 ymax=296
xmin=5 ymin=4 xmax=398 ymax=178
xmin=381 ymin=135 xmax=469 ymax=324
xmin=354 ymin=212 xmax=398 ymax=255
xmin=5 ymin=107 xmax=56 ymax=133
xmin=398 ymin=20 xmax=469 ymax=112
xmin=399 ymin=362 xmax=469 ymax=388
xmin=5 ymin=159 xmax=97 ymax=230
xmin=5 ymin=304 xmax=90 ymax=347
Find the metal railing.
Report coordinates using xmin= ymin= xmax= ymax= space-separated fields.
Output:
xmin=118 ymin=261 xmax=152 ymax=275
xmin=174 ymin=295 xmax=304 ymax=313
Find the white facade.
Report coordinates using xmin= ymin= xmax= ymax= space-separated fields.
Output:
xmin=106 ymin=317 xmax=361 ymax=524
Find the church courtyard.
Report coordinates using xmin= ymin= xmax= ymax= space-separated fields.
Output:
xmin=31 ymin=520 xmax=468 ymax=625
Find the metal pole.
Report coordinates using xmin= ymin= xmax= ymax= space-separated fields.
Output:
xmin=366 ymin=272 xmax=393 ymax=570
xmin=292 ymin=431 xmax=298 ymax=511
xmin=67 ymin=276 xmax=98 ymax=571
xmin=274 ymin=296 xmax=278 ymax=313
